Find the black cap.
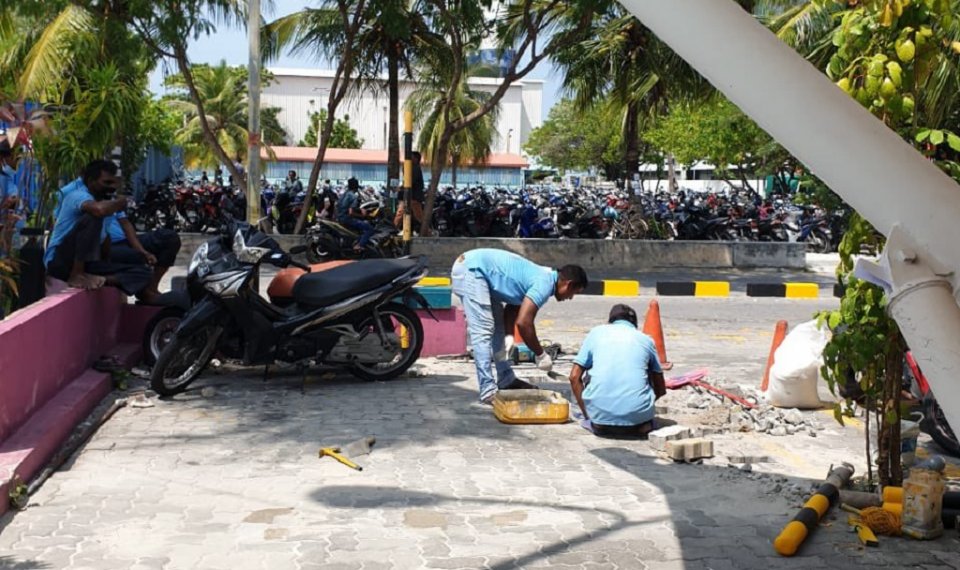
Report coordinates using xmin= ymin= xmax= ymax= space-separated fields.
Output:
xmin=347 ymin=177 xmax=360 ymax=190
xmin=608 ymin=304 xmax=638 ymax=327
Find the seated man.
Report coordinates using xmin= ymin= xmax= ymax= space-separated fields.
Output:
xmin=103 ymin=210 xmax=181 ymax=303
xmin=44 ymin=160 xmax=151 ymax=295
xmin=337 ymin=177 xmax=373 ymax=251
xmin=568 ymin=304 xmax=666 ymax=438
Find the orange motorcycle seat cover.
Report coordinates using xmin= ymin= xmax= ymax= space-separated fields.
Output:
xmin=267 ymin=260 xmax=355 ymax=300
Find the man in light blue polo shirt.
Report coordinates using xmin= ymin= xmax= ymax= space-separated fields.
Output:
xmin=451 ymin=248 xmax=588 ymax=403
xmin=569 ymin=304 xmax=666 ymax=438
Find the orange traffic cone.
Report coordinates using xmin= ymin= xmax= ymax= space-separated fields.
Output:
xmin=642 ymin=299 xmax=673 ymax=370
xmin=760 ymin=320 xmax=789 ymax=392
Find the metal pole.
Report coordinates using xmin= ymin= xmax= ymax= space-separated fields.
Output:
xmin=246 ymin=0 xmax=262 ymax=224
xmin=402 ymin=110 xmax=413 ymax=253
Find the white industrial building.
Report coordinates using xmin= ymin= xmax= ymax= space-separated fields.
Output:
xmin=263 ymin=68 xmax=543 ymax=154
xmin=259 ymin=68 xmax=542 ymax=187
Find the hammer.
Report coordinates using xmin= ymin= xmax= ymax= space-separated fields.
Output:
xmin=319 ymin=447 xmax=362 ymax=471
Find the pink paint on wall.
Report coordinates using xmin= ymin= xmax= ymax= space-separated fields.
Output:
xmin=418 ymin=308 xmax=467 ymax=357
xmin=0 ymin=288 xmax=124 ymax=443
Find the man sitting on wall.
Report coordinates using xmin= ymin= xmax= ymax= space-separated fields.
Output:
xmin=44 ymin=160 xmax=151 ymax=295
xmin=103 ymin=212 xmax=181 ymax=303
xmin=568 ymin=304 xmax=666 ymax=438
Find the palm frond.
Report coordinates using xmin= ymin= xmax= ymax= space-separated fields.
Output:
xmin=18 ymin=5 xmax=98 ymax=100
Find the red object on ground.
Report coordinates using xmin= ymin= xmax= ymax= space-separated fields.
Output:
xmin=666 ymin=367 xmax=756 ymax=409
xmin=760 ymin=320 xmax=789 ymax=392
xmin=642 ymin=299 xmax=673 ymax=370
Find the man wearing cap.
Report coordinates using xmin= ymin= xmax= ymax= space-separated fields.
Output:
xmin=337 ymin=177 xmax=373 ymax=251
xmin=568 ymin=304 xmax=666 ymax=438
xmin=452 ymin=248 xmax=588 ymax=404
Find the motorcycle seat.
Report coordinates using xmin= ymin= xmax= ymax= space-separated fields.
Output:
xmin=292 ymin=258 xmax=421 ymax=307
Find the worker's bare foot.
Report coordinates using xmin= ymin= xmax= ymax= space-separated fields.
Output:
xmin=67 ymin=273 xmax=106 ymax=290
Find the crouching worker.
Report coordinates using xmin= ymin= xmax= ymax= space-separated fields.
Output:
xmin=44 ymin=160 xmax=151 ymax=296
xmin=569 ymin=304 xmax=666 ymax=438
xmin=451 ymin=248 xmax=588 ymax=404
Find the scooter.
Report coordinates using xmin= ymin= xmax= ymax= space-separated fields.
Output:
xmin=149 ymin=222 xmax=433 ymax=397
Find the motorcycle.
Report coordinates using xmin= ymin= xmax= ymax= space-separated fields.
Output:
xmin=149 ymin=222 xmax=432 ymax=396
xmin=304 ymin=200 xmax=403 ymax=263
xmin=905 ymin=352 xmax=959 ymax=457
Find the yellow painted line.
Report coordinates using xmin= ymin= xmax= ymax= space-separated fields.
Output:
xmin=418 ymin=277 xmax=451 ymax=287
xmin=694 ymin=281 xmax=730 ymax=297
xmin=602 ymin=280 xmax=640 ymax=297
xmin=785 ymin=283 xmax=820 ymax=299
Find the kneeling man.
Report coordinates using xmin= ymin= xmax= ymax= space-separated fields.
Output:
xmin=569 ymin=304 xmax=666 ymax=438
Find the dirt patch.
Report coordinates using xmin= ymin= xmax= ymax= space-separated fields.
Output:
xmin=489 ymin=510 xmax=528 ymax=526
xmin=403 ymin=510 xmax=448 ymax=529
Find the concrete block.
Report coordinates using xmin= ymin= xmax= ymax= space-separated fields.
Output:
xmin=665 ymin=438 xmax=714 ymax=461
xmin=648 ymin=425 xmax=693 ymax=451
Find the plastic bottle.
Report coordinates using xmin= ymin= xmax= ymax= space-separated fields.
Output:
xmin=902 ymin=456 xmax=946 ymax=539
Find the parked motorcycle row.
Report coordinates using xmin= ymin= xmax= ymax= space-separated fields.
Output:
xmin=426 ymin=185 xmax=847 ymax=252
xmin=127 ymin=180 xmax=248 ymax=234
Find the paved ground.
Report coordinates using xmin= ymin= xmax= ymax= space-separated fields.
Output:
xmin=3 ymin=265 xmax=960 ymax=569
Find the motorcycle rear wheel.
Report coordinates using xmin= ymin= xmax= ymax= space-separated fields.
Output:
xmin=150 ymin=325 xmax=223 ymax=397
xmin=349 ymin=303 xmax=424 ymax=382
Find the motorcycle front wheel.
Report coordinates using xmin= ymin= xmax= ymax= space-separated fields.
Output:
xmin=306 ymin=235 xmax=339 ymax=263
xmin=150 ymin=325 xmax=223 ymax=397
xmin=349 ymin=303 xmax=424 ymax=382
xmin=142 ymin=306 xmax=186 ymax=365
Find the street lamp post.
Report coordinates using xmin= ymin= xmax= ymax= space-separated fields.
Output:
xmin=246 ymin=0 xmax=262 ymax=224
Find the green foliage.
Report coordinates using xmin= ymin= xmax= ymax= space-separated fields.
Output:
xmin=120 ymin=96 xmax=181 ymax=179
xmin=524 ymin=98 xmax=622 ymax=175
xmin=644 ymin=96 xmax=787 ymax=189
xmin=164 ymin=61 xmax=288 ymax=168
xmin=298 ymin=110 xmax=364 ymax=149
xmin=0 ymin=255 xmax=19 ymax=317
xmin=408 ymin=61 xmax=500 ymax=170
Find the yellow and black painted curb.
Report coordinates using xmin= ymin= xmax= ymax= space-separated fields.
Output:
xmin=656 ymin=281 xmax=731 ymax=297
xmin=421 ymin=276 xmax=833 ymax=299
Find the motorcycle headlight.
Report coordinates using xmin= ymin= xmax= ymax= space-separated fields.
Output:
xmin=188 ymin=241 xmax=210 ymax=275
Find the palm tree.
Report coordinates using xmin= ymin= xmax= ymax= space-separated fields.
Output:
xmin=165 ymin=61 xmax=283 ymax=169
xmin=407 ymin=62 xmax=500 ymax=189
xmin=351 ymin=0 xmax=439 ymax=191
xmin=552 ymin=3 xmax=704 ymax=184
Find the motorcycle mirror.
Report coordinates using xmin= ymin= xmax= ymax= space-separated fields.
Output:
xmin=289 ymin=245 xmax=308 ymax=255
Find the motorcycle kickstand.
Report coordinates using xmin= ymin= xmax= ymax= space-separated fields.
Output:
xmin=299 ymin=363 xmax=308 ymax=396
xmin=263 ymin=364 xmax=271 ymax=383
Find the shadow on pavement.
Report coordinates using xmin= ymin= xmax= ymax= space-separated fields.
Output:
xmin=0 ymin=555 xmax=51 ymax=569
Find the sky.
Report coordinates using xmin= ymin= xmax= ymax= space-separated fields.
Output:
xmin=148 ymin=1 xmax=565 ymax=118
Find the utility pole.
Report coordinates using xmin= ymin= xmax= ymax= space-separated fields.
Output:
xmin=246 ymin=0 xmax=262 ymax=224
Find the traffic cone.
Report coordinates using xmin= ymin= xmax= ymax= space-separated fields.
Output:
xmin=760 ymin=320 xmax=789 ymax=392
xmin=642 ymin=299 xmax=673 ymax=370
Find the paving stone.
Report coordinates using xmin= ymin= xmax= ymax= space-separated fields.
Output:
xmin=664 ymin=438 xmax=714 ymax=461
xmin=648 ymin=425 xmax=694 ymax=451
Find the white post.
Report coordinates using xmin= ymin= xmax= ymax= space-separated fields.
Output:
xmin=618 ymin=0 xmax=960 ymax=432
xmin=247 ymin=0 xmax=262 ymax=223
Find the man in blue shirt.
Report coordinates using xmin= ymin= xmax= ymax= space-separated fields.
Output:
xmin=451 ymin=248 xmax=588 ymax=403
xmin=0 ymin=140 xmax=20 ymax=254
xmin=103 ymin=213 xmax=181 ymax=303
xmin=45 ymin=160 xmax=151 ymax=295
xmin=569 ymin=304 xmax=666 ymax=438
xmin=337 ymin=177 xmax=373 ymax=251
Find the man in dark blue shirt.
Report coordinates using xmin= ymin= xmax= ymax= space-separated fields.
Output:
xmin=337 ymin=177 xmax=373 ymax=251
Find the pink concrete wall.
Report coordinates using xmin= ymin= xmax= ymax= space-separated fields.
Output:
xmin=418 ymin=308 xmax=467 ymax=357
xmin=0 ymin=288 xmax=124 ymax=442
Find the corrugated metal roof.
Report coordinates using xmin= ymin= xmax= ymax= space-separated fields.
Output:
xmin=263 ymin=146 xmax=528 ymax=168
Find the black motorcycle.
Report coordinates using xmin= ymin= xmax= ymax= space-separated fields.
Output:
xmin=304 ymin=207 xmax=403 ymax=264
xmin=149 ymin=223 xmax=432 ymax=397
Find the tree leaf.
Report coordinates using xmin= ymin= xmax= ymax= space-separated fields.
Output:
xmin=915 ymin=129 xmax=931 ymax=142
xmin=947 ymin=133 xmax=960 ymax=152
xmin=930 ymin=130 xmax=945 ymax=145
